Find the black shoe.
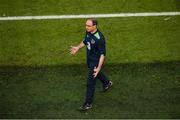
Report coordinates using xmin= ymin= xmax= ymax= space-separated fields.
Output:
xmin=103 ymin=80 xmax=113 ymax=92
xmin=78 ymin=103 xmax=92 ymax=111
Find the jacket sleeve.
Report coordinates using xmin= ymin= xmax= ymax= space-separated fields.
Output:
xmin=83 ymin=32 xmax=88 ymax=45
xmin=98 ymin=36 xmax=106 ymax=56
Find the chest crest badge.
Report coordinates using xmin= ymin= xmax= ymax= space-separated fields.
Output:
xmin=91 ymin=39 xmax=95 ymax=44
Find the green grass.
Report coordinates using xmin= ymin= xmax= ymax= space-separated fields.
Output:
xmin=0 ymin=0 xmax=180 ymax=118
xmin=0 ymin=61 xmax=180 ymax=118
xmin=0 ymin=0 xmax=180 ymax=16
xmin=0 ymin=16 xmax=180 ymax=65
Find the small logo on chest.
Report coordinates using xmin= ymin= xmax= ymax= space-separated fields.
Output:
xmin=91 ymin=39 xmax=95 ymax=44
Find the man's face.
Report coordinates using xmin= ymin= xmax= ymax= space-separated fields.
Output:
xmin=86 ymin=20 xmax=96 ymax=32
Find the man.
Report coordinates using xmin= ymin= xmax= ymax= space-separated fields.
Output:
xmin=70 ymin=18 xmax=113 ymax=111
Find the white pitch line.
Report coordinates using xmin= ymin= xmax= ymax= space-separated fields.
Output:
xmin=0 ymin=12 xmax=180 ymax=21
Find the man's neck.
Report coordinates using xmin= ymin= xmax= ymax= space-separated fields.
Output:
xmin=90 ymin=29 xmax=97 ymax=34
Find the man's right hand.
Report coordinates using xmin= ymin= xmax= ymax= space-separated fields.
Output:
xmin=70 ymin=46 xmax=79 ymax=55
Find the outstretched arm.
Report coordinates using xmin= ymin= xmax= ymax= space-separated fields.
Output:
xmin=70 ymin=41 xmax=85 ymax=55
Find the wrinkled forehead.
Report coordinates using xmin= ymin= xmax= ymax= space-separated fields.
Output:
xmin=86 ymin=20 xmax=93 ymax=26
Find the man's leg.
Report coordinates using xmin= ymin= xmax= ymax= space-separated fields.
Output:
xmin=97 ymin=71 xmax=113 ymax=92
xmin=97 ymin=71 xmax=109 ymax=87
xmin=79 ymin=62 xmax=96 ymax=111
xmin=85 ymin=65 xmax=96 ymax=104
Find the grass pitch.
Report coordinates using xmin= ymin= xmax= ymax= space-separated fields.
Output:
xmin=0 ymin=0 xmax=180 ymax=118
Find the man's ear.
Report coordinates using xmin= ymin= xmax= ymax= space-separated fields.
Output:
xmin=94 ymin=25 xmax=97 ymax=29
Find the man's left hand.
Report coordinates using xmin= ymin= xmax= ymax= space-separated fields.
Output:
xmin=93 ymin=67 xmax=100 ymax=78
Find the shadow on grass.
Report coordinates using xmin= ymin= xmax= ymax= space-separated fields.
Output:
xmin=0 ymin=60 xmax=180 ymax=118
xmin=0 ymin=60 xmax=179 ymax=77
